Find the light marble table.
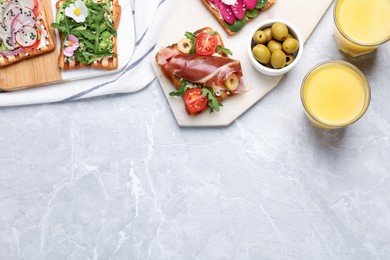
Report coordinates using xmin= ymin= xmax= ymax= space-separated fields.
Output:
xmin=1 ymin=4 xmax=390 ymax=260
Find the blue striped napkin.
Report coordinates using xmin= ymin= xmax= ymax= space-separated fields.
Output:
xmin=0 ymin=0 xmax=176 ymax=107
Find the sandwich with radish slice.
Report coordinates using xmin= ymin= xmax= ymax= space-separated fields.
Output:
xmin=0 ymin=0 xmax=56 ymax=67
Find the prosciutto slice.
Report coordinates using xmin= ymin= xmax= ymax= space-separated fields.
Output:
xmin=157 ymin=48 xmax=244 ymax=89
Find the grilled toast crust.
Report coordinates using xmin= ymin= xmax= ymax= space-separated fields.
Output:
xmin=56 ymin=0 xmax=121 ymax=70
xmin=0 ymin=2 xmax=56 ymax=68
xmin=200 ymin=0 xmax=276 ymax=35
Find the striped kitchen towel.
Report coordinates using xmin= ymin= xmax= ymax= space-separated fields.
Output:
xmin=0 ymin=0 xmax=176 ymax=107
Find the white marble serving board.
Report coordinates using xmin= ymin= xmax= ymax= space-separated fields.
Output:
xmin=51 ymin=0 xmax=135 ymax=81
xmin=151 ymin=0 xmax=333 ymax=127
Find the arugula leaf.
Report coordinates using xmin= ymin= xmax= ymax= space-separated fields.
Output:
xmin=184 ymin=31 xmax=196 ymax=42
xmin=82 ymin=39 xmax=95 ymax=50
xmin=79 ymin=30 xmax=96 ymax=41
xmin=202 ymin=87 xmax=223 ymax=113
xmin=169 ymin=80 xmax=189 ymax=97
xmin=94 ymin=8 xmax=105 ymax=52
xmin=51 ymin=23 xmax=67 ymax=33
xmin=217 ymin=45 xmax=233 ymax=56
xmin=207 ymin=31 xmax=217 ymax=35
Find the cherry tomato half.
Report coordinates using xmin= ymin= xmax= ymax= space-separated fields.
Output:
xmin=195 ymin=32 xmax=218 ymax=56
xmin=183 ymin=88 xmax=208 ymax=113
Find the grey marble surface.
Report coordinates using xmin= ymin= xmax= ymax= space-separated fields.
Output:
xmin=1 ymin=4 xmax=390 ymax=260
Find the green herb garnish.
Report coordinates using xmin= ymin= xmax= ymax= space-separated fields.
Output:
xmin=202 ymin=87 xmax=223 ymax=113
xmin=169 ymin=80 xmax=189 ymax=97
xmin=184 ymin=31 xmax=197 ymax=42
xmin=169 ymin=80 xmax=223 ymax=113
xmin=217 ymin=45 xmax=233 ymax=56
xmin=256 ymin=0 xmax=268 ymax=9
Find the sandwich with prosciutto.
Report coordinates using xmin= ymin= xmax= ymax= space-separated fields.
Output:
xmin=200 ymin=0 xmax=276 ymax=35
xmin=155 ymin=27 xmax=246 ymax=115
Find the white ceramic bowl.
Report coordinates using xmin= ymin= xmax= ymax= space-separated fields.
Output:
xmin=248 ymin=18 xmax=304 ymax=76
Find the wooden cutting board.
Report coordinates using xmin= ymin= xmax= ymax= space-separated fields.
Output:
xmin=0 ymin=0 xmax=62 ymax=91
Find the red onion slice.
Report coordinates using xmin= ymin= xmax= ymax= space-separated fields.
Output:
xmin=0 ymin=46 xmax=23 ymax=56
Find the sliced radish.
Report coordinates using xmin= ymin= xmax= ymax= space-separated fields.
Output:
xmin=17 ymin=11 xmax=35 ymax=26
xmin=23 ymin=6 xmax=34 ymax=17
xmin=231 ymin=0 xmax=246 ymax=20
xmin=15 ymin=25 xmax=37 ymax=47
xmin=3 ymin=3 xmax=23 ymax=21
xmin=243 ymin=0 xmax=257 ymax=10
xmin=17 ymin=0 xmax=34 ymax=10
xmin=1 ymin=35 xmax=15 ymax=50
xmin=0 ymin=19 xmax=11 ymax=36
xmin=9 ymin=12 xmax=20 ymax=42
xmin=0 ymin=1 xmax=11 ymax=21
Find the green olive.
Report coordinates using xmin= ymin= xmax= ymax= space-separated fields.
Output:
xmin=285 ymin=54 xmax=295 ymax=66
xmin=263 ymin=27 xmax=273 ymax=41
xmin=177 ymin=38 xmax=192 ymax=54
xmin=253 ymin=30 xmax=267 ymax=44
xmin=282 ymin=38 xmax=299 ymax=54
xmin=287 ymin=33 xmax=293 ymax=39
xmin=252 ymin=44 xmax=271 ymax=64
xmin=271 ymin=22 xmax=289 ymax=41
xmin=267 ymin=40 xmax=282 ymax=53
xmin=224 ymin=73 xmax=239 ymax=91
xmin=271 ymin=50 xmax=286 ymax=69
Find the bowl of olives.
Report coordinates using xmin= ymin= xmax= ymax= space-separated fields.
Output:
xmin=248 ymin=19 xmax=303 ymax=76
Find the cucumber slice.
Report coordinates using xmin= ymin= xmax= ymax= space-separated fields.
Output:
xmin=55 ymin=4 xmax=66 ymax=23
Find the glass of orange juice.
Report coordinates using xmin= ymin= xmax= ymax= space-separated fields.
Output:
xmin=334 ymin=0 xmax=390 ymax=57
xmin=300 ymin=61 xmax=371 ymax=130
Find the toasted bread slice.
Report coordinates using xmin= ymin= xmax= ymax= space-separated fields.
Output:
xmin=200 ymin=0 xmax=276 ymax=35
xmin=56 ymin=0 xmax=121 ymax=70
xmin=0 ymin=0 xmax=56 ymax=68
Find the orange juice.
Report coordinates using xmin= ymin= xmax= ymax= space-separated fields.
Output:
xmin=301 ymin=61 xmax=370 ymax=129
xmin=334 ymin=0 xmax=390 ymax=56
